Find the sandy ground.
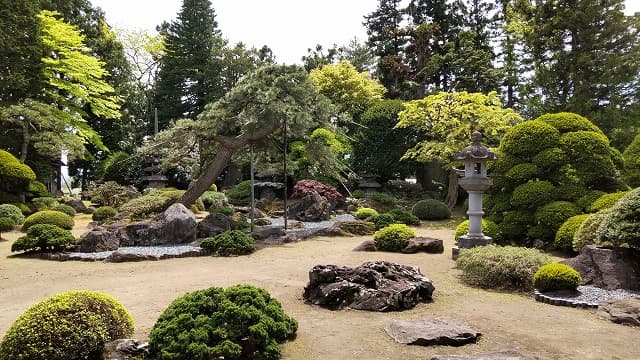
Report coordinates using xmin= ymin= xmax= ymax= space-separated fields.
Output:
xmin=0 ymin=217 xmax=638 ymax=360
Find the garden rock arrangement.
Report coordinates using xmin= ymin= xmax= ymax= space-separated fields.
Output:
xmin=561 ymin=245 xmax=640 ymax=290
xmin=354 ymin=237 xmax=444 ymax=254
xmin=385 ymin=317 xmax=481 ymax=346
xmin=102 ymin=339 xmax=149 ymax=359
xmin=77 ymin=226 xmax=120 ymax=252
xmin=303 ymin=261 xmax=434 ymax=311
xmin=118 ymin=203 xmax=196 ymax=246
xmin=534 ymin=285 xmax=640 ymax=308
xmin=196 ymin=213 xmax=232 ymax=238
xmin=597 ymin=297 xmax=640 ymax=326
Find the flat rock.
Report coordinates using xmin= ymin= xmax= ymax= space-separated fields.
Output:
xmin=76 ymin=226 xmax=120 ymax=252
xmin=597 ymin=297 xmax=640 ymax=326
xmin=385 ymin=317 xmax=480 ymax=347
xmin=561 ymin=245 xmax=640 ymax=290
xmin=430 ymin=350 xmax=531 ymax=360
xmin=196 ymin=213 xmax=232 ymax=238
xmin=402 ymin=237 xmax=444 ymax=254
xmin=353 ymin=240 xmax=377 ymax=251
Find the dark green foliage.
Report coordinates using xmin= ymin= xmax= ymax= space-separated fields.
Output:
xmin=120 ymin=189 xmax=184 ymax=219
xmin=92 ymin=181 xmax=133 ymax=208
xmin=368 ymin=213 xmax=396 ymax=230
xmin=351 ymin=190 xmax=365 ymax=199
xmin=92 ymin=206 xmax=118 ymax=222
xmin=533 ymin=201 xmax=581 ymax=243
xmin=373 ymin=224 xmax=416 ymax=252
xmin=411 ymin=199 xmax=451 ymax=220
xmin=11 ymin=224 xmax=75 ymax=252
xmin=200 ymin=230 xmax=256 ymax=256
xmin=510 ymin=181 xmax=556 ymax=209
xmin=225 ymin=180 xmax=252 ymax=206
xmin=623 ymin=133 xmax=640 ymax=187
xmin=595 ymin=188 xmax=640 ymax=249
xmin=148 ymin=285 xmax=297 ymax=360
xmin=588 ymin=192 xmax=628 ymax=212
xmin=369 ymin=192 xmax=397 ymax=207
xmin=51 ymin=204 xmax=76 ymax=217
xmin=533 ymin=263 xmax=582 ymax=292
xmin=455 ymin=245 xmax=552 ymax=291
xmin=30 ymin=196 xmax=58 ymax=211
xmin=559 ymin=131 xmax=614 ymax=185
xmin=454 ymin=219 xmax=500 ymax=241
xmin=573 ymin=211 xmax=609 ymax=251
xmin=355 ymin=207 xmax=378 ymax=220
xmin=211 ymin=206 xmax=235 ymax=216
xmin=554 ymin=214 xmax=590 ymax=252
xmin=506 ymin=163 xmax=539 ymax=184
xmin=555 ymin=184 xmax=588 ymax=202
xmin=0 ymin=290 xmax=134 ymax=360
xmin=100 ymin=151 xmax=133 ymax=185
xmin=387 ymin=209 xmax=421 ymax=226
xmin=532 ymin=148 xmax=566 ymax=173
xmin=576 ymin=190 xmax=606 ymax=212
xmin=499 ymin=121 xmax=560 ymax=159
xmin=0 ymin=217 xmax=16 ymax=239
xmin=0 ymin=204 xmax=25 ymax=224
xmin=27 ymin=180 xmax=49 ymax=198
xmin=22 ymin=210 xmax=74 ymax=231
xmin=499 ymin=211 xmax=533 ymax=242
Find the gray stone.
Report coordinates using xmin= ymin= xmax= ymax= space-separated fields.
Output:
xmin=102 ymin=339 xmax=149 ymax=360
xmin=288 ymin=191 xmax=331 ymax=222
xmin=196 ymin=213 xmax=232 ymax=238
xmin=430 ymin=350 xmax=531 ymax=360
xmin=119 ymin=203 xmax=196 ymax=246
xmin=252 ymin=226 xmax=286 ymax=241
xmin=61 ymin=197 xmax=90 ymax=214
xmin=402 ymin=237 xmax=444 ymax=254
xmin=353 ymin=240 xmax=377 ymax=252
xmin=597 ymin=297 xmax=640 ymax=326
xmin=303 ymin=261 xmax=434 ymax=311
xmin=561 ymin=245 xmax=640 ymax=290
xmin=106 ymin=251 xmax=156 ymax=262
xmin=76 ymin=226 xmax=120 ymax=252
xmin=253 ymin=218 xmax=272 ymax=226
xmin=385 ymin=317 xmax=480 ymax=347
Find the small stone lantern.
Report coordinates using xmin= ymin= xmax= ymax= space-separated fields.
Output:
xmin=453 ymin=131 xmax=497 ymax=258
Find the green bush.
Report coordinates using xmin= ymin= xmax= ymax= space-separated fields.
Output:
xmin=0 ymin=204 xmax=25 ymax=224
xmin=100 ymin=151 xmax=132 ymax=185
xmin=355 ymin=207 xmax=378 ymax=220
xmin=0 ymin=290 xmax=134 ymax=360
xmin=27 ymin=180 xmax=49 ymax=198
xmin=12 ymin=202 xmax=32 ymax=216
xmin=0 ymin=217 xmax=16 ymax=239
xmin=92 ymin=181 xmax=133 ymax=208
xmin=510 ymin=181 xmax=556 ymax=209
xmin=531 ymin=148 xmax=566 ymax=173
xmin=387 ymin=208 xmax=421 ymax=225
xmin=411 ymin=199 xmax=451 ymax=220
xmin=576 ymin=190 xmax=606 ymax=212
xmin=506 ymin=163 xmax=539 ymax=184
xmin=535 ymin=112 xmax=603 ymax=134
xmin=588 ymin=192 xmax=627 ymax=212
xmin=554 ymin=214 xmax=590 ymax=251
xmin=209 ymin=183 xmax=218 ymax=192
xmin=31 ymin=196 xmax=59 ymax=211
xmin=533 ymin=201 xmax=581 ymax=242
xmin=622 ymin=133 xmax=640 ymax=187
xmin=120 ymin=190 xmax=176 ymax=219
xmin=0 ymin=149 xmax=36 ymax=194
xmin=22 ymin=210 xmax=74 ymax=231
xmin=499 ymin=210 xmax=532 ymax=241
xmin=455 ymin=245 xmax=552 ymax=290
xmin=573 ymin=211 xmax=609 ymax=251
xmin=225 ymin=180 xmax=252 ymax=205
xmin=368 ymin=213 xmax=396 ymax=230
xmin=148 ymin=285 xmax=297 ymax=360
xmin=454 ymin=219 xmax=500 ymax=240
xmin=373 ymin=223 xmax=416 ymax=252
xmin=11 ymin=224 xmax=75 ymax=252
xmin=533 ymin=263 xmax=582 ymax=291
xmin=200 ymin=230 xmax=256 ymax=256
xmin=499 ymin=121 xmax=560 ymax=159
xmin=92 ymin=206 xmax=118 ymax=222
xmin=370 ymin=192 xmax=397 ymax=206
xmin=595 ymin=187 xmax=640 ymax=249
xmin=211 ymin=206 xmax=235 ymax=216
xmin=52 ymin=204 xmax=76 ymax=217
xmin=555 ymin=184 xmax=588 ymax=202
xmin=199 ymin=190 xmax=227 ymax=208
xmin=351 ymin=189 xmax=365 ymax=199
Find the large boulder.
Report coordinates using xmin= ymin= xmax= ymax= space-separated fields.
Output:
xmin=561 ymin=245 xmax=640 ymax=290
xmin=76 ymin=226 xmax=120 ymax=252
xmin=402 ymin=237 xmax=444 ymax=254
xmin=597 ymin=297 xmax=640 ymax=326
xmin=288 ymin=191 xmax=331 ymax=222
xmin=119 ymin=203 xmax=196 ymax=246
xmin=385 ymin=317 xmax=481 ymax=347
xmin=196 ymin=213 xmax=232 ymax=238
xmin=303 ymin=261 xmax=434 ymax=311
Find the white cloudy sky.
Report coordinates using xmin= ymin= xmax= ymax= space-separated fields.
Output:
xmin=91 ymin=0 xmax=640 ymax=65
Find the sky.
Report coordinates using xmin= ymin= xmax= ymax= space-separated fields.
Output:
xmin=92 ymin=0 xmax=640 ymax=65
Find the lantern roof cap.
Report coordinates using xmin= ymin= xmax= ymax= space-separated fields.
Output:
xmin=454 ymin=131 xmax=498 ymax=161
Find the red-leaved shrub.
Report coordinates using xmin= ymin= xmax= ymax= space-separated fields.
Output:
xmin=291 ymin=180 xmax=342 ymax=201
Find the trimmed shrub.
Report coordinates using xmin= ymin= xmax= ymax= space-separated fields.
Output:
xmin=13 ymin=202 xmax=32 ymax=216
xmin=31 ymin=196 xmax=58 ymax=211
xmin=454 ymin=219 xmax=500 ymax=240
xmin=387 ymin=208 xmax=421 ymax=226
xmin=573 ymin=211 xmax=609 ymax=251
xmin=148 ymin=285 xmax=297 ymax=360
xmin=555 ymin=184 xmax=588 ymax=202
xmin=0 ymin=204 xmax=25 ymax=224
xmin=200 ymin=190 xmax=227 ymax=208
xmin=291 ymin=179 xmax=342 ymax=201
xmin=0 ymin=290 xmax=134 ymax=360
xmin=52 ymin=204 xmax=76 ymax=217
xmin=370 ymin=192 xmax=397 ymax=206
xmin=225 ymin=180 xmax=252 ymax=205
xmin=576 ymin=190 xmax=606 ymax=212
xmin=351 ymin=189 xmax=365 ymax=199
xmin=536 ymin=112 xmax=603 ymax=134
xmin=554 ymin=214 xmax=590 ymax=251
xmin=499 ymin=210 xmax=532 ymax=241
xmin=120 ymin=189 xmax=178 ymax=219
xmin=209 ymin=183 xmax=218 ymax=192
xmin=211 ymin=206 xmax=235 ymax=216
xmin=533 ymin=201 xmax=581 ymax=242
xmin=92 ymin=206 xmax=118 ymax=222
xmin=11 ymin=224 xmax=75 ymax=252
xmin=373 ymin=224 xmax=416 ymax=252
xmin=588 ymin=192 xmax=627 ymax=212
xmin=91 ymin=181 xmax=133 ymax=208
xmin=355 ymin=207 xmax=378 ymax=220
xmin=368 ymin=213 xmax=396 ymax=230
xmin=533 ymin=263 xmax=582 ymax=291
xmin=455 ymin=245 xmax=552 ymax=290
xmin=22 ymin=210 xmax=74 ymax=231
xmin=499 ymin=121 xmax=560 ymax=159
xmin=411 ymin=199 xmax=451 ymax=220
xmin=200 ymin=230 xmax=256 ymax=256
xmin=0 ymin=149 xmax=36 ymax=195
xmin=510 ymin=181 xmax=556 ymax=209
xmin=0 ymin=217 xmax=16 ymax=240
xmin=26 ymin=180 xmax=49 ymax=198
xmin=622 ymin=133 xmax=640 ymax=187
xmin=595 ymin=188 xmax=640 ymax=248
xmin=506 ymin=163 xmax=539 ymax=184
xmin=531 ymin=148 xmax=566 ymax=172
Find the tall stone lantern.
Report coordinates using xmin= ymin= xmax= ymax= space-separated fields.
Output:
xmin=453 ymin=131 xmax=497 ymax=258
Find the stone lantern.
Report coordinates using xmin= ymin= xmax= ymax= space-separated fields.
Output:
xmin=453 ymin=131 xmax=497 ymax=257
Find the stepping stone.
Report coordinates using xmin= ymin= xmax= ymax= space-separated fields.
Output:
xmin=430 ymin=350 xmax=531 ymax=360
xmin=597 ymin=297 xmax=640 ymax=326
xmin=385 ymin=316 xmax=480 ymax=347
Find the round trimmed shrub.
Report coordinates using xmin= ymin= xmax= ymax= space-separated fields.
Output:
xmin=0 ymin=203 xmax=25 ymax=224
xmin=588 ymin=192 xmax=627 ymax=212
xmin=387 ymin=208 xmax=421 ymax=225
xmin=211 ymin=206 xmax=235 ymax=216
xmin=533 ymin=263 xmax=582 ymax=291
xmin=0 ymin=290 xmax=134 ymax=360
xmin=370 ymin=192 xmax=397 ymax=207
xmin=200 ymin=230 xmax=256 ymax=256
xmin=368 ymin=213 xmax=396 ymax=230
xmin=622 ymin=133 xmax=640 ymax=187
xmin=148 ymin=285 xmax=297 ymax=360
xmin=92 ymin=206 xmax=118 ymax=222
xmin=225 ymin=180 xmax=252 ymax=205
xmin=576 ymin=190 xmax=606 ymax=211
xmin=455 ymin=245 xmax=552 ymax=290
xmin=510 ymin=181 xmax=556 ymax=209
xmin=506 ymin=163 xmax=539 ymax=184
xmin=454 ymin=219 xmax=500 ymax=240
xmin=31 ymin=196 xmax=59 ymax=211
xmin=22 ymin=210 xmax=74 ymax=231
xmin=535 ymin=112 xmax=602 ymax=134
xmin=11 ymin=224 xmax=75 ymax=252
xmin=355 ymin=207 xmax=378 ymax=220
xmin=209 ymin=183 xmax=218 ymax=192
xmin=0 ymin=217 xmax=16 ymax=239
xmin=554 ymin=214 xmax=590 ymax=251
xmin=52 ymin=204 xmax=76 ymax=217
xmin=373 ymin=223 xmax=416 ymax=252
xmin=200 ymin=190 xmax=227 ymax=208
xmin=26 ymin=180 xmax=49 ymax=198
xmin=533 ymin=201 xmax=581 ymax=242
xmin=411 ymin=199 xmax=451 ymax=220
xmin=499 ymin=210 xmax=532 ymax=241
xmin=531 ymin=147 xmax=566 ymax=172
xmin=499 ymin=121 xmax=560 ymax=159
xmin=595 ymin=188 xmax=640 ymax=248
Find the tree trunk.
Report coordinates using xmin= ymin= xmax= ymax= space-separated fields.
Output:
xmin=19 ymin=120 xmax=30 ymax=163
xmin=446 ymin=169 xmax=459 ymax=209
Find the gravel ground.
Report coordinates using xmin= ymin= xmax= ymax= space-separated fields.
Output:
xmin=536 ymin=285 xmax=640 ymax=307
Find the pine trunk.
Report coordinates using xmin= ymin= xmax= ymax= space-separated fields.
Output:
xmin=446 ymin=169 xmax=459 ymax=209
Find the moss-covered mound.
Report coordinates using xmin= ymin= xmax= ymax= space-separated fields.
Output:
xmin=533 ymin=263 xmax=582 ymax=291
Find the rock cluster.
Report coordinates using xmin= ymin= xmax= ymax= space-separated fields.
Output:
xmin=597 ymin=297 xmax=640 ymax=326
xmin=561 ymin=245 xmax=640 ymax=290
xmin=118 ymin=203 xmax=196 ymax=246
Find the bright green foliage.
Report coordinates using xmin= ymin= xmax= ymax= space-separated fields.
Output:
xmin=200 ymin=191 xmax=227 ymax=209
xmin=455 ymin=245 xmax=552 ymax=291
xmin=506 ymin=163 xmax=539 ymax=184
xmin=52 ymin=204 xmax=76 ymax=217
xmin=588 ymin=192 xmax=628 ymax=212
xmin=31 ymin=196 xmax=59 ymax=211
xmin=573 ymin=211 xmax=610 ymax=251
xmin=559 ymin=131 xmax=615 ymax=185
xmin=120 ymin=189 xmax=184 ymax=219
xmin=454 ymin=219 xmax=500 ymax=240
xmin=412 ymin=199 xmax=451 ymax=220
xmin=0 ymin=150 xmax=36 ymax=195
xmin=576 ymin=190 xmax=606 ymax=211
xmin=533 ymin=263 xmax=582 ymax=292
xmin=510 ymin=181 xmax=556 ymax=209
xmin=387 ymin=209 xmax=421 ymax=226
xmin=595 ymin=188 xmax=640 ymax=249
xmin=11 ymin=224 xmax=75 ymax=252
xmin=373 ymin=224 xmax=416 ymax=252
xmin=532 ymin=201 xmax=581 ymax=242
xmin=200 ymin=230 xmax=256 ymax=256
xmin=92 ymin=206 xmax=118 ymax=222
xmin=355 ymin=207 xmax=379 ymax=220
xmin=0 ymin=217 xmax=16 ymax=239
xmin=99 ymin=151 xmax=132 ymax=185
xmin=211 ymin=206 xmax=235 ymax=216
xmin=499 ymin=121 xmax=560 ymax=159
xmin=148 ymin=285 xmax=298 ymax=360
xmin=554 ymin=214 xmax=590 ymax=252
xmin=536 ymin=113 xmax=603 ymax=134
xmin=0 ymin=290 xmax=134 ymax=360
xmin=0 ymin=204 xmax=25 ymax=225
xmin=225 ymin=180 xmax=252 ymax=206
xmin=209 ymin=183 xmax=218 ymax=192
xmin=623 ymin=133 xmax=640 ymax=187
xmin=22 ymin=210 xmax=74 ymax=231
xmin=368 ymin=213 xmax=397 ymax=230
xmin=27 ymin=181 xmax=48 ymax=198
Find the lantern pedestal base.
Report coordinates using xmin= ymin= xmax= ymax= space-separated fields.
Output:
xmin=452 ymin=235 xmax=493 ymax=260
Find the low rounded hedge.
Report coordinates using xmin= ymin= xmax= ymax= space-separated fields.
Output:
xmin=211 ymin=206 xmax=235 ymax=216
xmin=200 ymin=230 xmax=256 ymax=256
xmin=92 ymin=206 xmax=118 ymax=222
xmin=455 ymin=245 xmax=552 ymax=291
xmin=200 ymin=190 xmax=227 ymax=209
xmin=588 ymin=192 xmax=627 ymax=212
xmin=22 ymin=210 xmax=74 ymax=231
xmin=554 ymin=214 xmax=590 ymax=251
xmin=11 ymin=224 xmax=76 ymax=253
xmin=411 ymin=199 xmax=451 ymax=220
xmin=387 ymin=208 xmax=421 ymax=225
xmin=533 ymin=201 xmax=581 ymax=241
xmin=355 ymin=207 xmax=378 ymax=220
xmin=368 ymin=213 xmax=396 ymax=230
xmin=0 ymin=217 xmax=16 ymax=238
xmin=31 ymin=196 xmax=58 ymax=211
xmin=148 ymin=285 xmax=297 ymax=360
xmin=454 ymin=219 xmax=500 ymax=240
xmin=0 ymin=203 xmax=25 ymax=224
xmin=52 ymin=204 xmax=76 ymax=217
xmin=373 ymin=223 xmax=416 ymax=252
xmin=224 ymin=180 xmax=252 ymax=205
xmin=0 ymin=290 xmax=134 ymax=360
xmin=533 ymin=263 xmax=582 ymax=291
